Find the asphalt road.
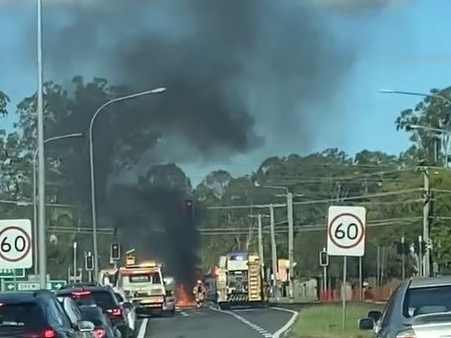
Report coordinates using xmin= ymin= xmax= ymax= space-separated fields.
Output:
xmin=138 ymin=306 xmax=297 ymax=338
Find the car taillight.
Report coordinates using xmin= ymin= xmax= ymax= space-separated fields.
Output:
xmin=22 ymin=328 xmax=56 ymax=338
xmin=94 ymin=328 xmax=106 ymax=338
xmin=72 ymin=291 xmax=91 ymax=297
xmin=106 ymin=308 xmax=122 ymax=316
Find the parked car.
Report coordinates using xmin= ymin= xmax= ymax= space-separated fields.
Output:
xmin=0 ymin=290 xmax=95 ymax=337
xmin=56 ymin=286 xmax=130 ymax=338
xmin=113 ymin=292 xmax=136 ymax=336
xmin=79 ymin=304 xmax=121 ymax=338
xmin=59 ymin=283 xmax=102 ymax=291
xmin=358 ymin=276 xmax=451 ymax=338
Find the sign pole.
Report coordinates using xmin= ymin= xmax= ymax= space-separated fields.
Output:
xmin=326 ymin=206 xmax=366 ymax=333
xmin=342 ymin=256 xmax=347 ymax=330
xmin=358 ymin=256 xmax=363 ymax=301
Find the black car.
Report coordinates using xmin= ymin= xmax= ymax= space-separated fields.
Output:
xmin=0 ymin=290 xmax=94 ymax=337
xmin=79 ymin=305 xmax=120 ymax=338
xmin=59 ymin=283 xmax=102 ymax=290
xmin=56 ymin=287 xmax=129 ymax=338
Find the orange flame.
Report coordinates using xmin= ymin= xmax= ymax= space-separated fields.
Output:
xmin=175 ymin=284 xmax=196 ymax=308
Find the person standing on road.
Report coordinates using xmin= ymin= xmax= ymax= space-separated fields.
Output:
xmin=193 ymin=280 xmax=206 ymax=308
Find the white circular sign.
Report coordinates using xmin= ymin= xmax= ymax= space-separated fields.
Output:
xmin=0 ymin=226 xmax=31 ymax=263
xmin=328 ymin=213 xmax=365 ymax=249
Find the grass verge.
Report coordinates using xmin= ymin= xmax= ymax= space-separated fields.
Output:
xmin=288 ymin=303 xmax=378 ymax=338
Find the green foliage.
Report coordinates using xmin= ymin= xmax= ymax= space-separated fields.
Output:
xmin=3 ymin=79 xmax=451 ymax=281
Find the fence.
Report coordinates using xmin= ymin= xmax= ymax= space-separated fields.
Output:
xmin=318 ymin=283 xmax=398 ymax=303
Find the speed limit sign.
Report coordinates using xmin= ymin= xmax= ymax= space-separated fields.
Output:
xmin=327 ymin=206 xmax=366 ymax=257
xmin=0 ymin=220 xmax=32 ymax=268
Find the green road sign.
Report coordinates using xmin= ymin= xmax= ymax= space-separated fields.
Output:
xmin=48 ymin=280 xmax=67 ymax=291
xmin=3 ymin=280 xmax=67 ymax=291
xmin=3 ymin=281 xmax=39 ymax=291
xmin=0 ymin=269 xmax=25 ymax=279
xmin=3 ymin=281 xmax=16 ymax=291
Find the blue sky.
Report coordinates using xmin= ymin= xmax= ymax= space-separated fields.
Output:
xmin=0 ymin=0 xmax=450 ymax=184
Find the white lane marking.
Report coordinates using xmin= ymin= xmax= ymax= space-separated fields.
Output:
xmin=271 ymin=307 xmax=299 ymax=338
xmin=137 ymin=318 xmax=149 ymax=338
xmin=180 ymin=311 xmax=189 ymax=317
xmin=209 ymin=306 xmax=273 ymax=337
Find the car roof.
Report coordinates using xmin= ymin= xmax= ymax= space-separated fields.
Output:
xmin=0 ymin=290 xmax=53 ymax=303
xmin=409 ymin=276 xmax=451 ymax=288
xmin=56 ymin=286 xmax=114 ymax=296
xmin=60 ymin=283 xmax=102 ymax=290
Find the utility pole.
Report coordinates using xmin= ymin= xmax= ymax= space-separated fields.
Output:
xmin=287 ymin=192 xmax=294 ymax=300
xmin=423 ymin=168 xmax=431 ymax=277
xmin=401 ymin=236 xmax=406 ymax=280
xmin=257 ymin=214 xmax=264 ymax=271
xmin=249 ymin=213 xmax=268 ymax=279
xmin=269 ymin=204 xmax=278 ymax=292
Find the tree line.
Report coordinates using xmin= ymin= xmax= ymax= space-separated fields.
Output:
xmin=1 ymin=77 xmax=451 ymax=281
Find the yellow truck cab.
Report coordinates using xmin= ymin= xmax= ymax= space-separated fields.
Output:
xmin=116 ymin=261 xmax=167 ymax=316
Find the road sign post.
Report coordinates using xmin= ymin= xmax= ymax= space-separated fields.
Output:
xmin=327 ymin=206 xmax=367 ymax=330
xmin=0 ymin=220 xmax=33 ymax=269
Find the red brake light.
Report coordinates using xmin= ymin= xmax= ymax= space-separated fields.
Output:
xmin=106 ymin=308 xmax=122 ymax=316
xmin=43 ymin=330 xmax=55 ymax=338
xmin=94 ymin=328 xmax=106 ymax=338
xmin=22 ymin=329 xmax=56 ymax=338
xmin=71 ymin=291 xmax=91 ymax=297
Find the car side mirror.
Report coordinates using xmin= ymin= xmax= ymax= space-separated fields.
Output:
xmin=367 ymin=310 xmax=382 ymax=322
xmin=358 ymin=318 xmax=374 ymax=330
xmin=77 ymin=320 xmax=95 ymax=332
xmin=123 ymin=301 xmax=133 ymax=310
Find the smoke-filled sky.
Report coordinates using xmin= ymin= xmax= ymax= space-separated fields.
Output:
xmin=1 ymin=0 xmax=451 ymax=184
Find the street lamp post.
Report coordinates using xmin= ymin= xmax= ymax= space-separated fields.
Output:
xmin=32 ymin=133 xmax=83 ymax=275
xmin=36 ymin=0 xmax=46 ymax=289
xmin=379 ymin=88 xmax=451 ymax=278
xmin=89 ymin=88 xmax=166 ymax=280
xmin=380 ymin=89 xmax=451 ymax=168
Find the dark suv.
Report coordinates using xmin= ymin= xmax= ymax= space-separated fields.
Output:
xmin=0 ymin=290 xmax=94 ymax=337
xmin=56 ymin=286 xmax=129 ymax=338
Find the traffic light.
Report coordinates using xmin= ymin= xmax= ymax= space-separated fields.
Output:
xmin=85 ymin=253 xmax=94 ymax=271
xmin=184 ymin=199 xmax=194 ymax=216
xmin=319 ymin=250 xmax=329 ymax=267
xmin=413 ymin=240 xmax=427 ymax=256
xmin=111 ymin=242 xmax=120 ymax=261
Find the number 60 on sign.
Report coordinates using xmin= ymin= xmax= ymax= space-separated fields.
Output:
xmin=327 ymin=206 xmax=366 ymax=257
xmin=0 ymin=220 xmax=32 ymax=269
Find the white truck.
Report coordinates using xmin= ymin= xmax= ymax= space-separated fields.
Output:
xmin=115 ymin=261 xmax=172 ymax=316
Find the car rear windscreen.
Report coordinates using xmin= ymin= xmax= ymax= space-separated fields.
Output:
xmin=79 ymin=306 xmax=105 ymax=326
xmin=0 ymin=302 xmax=44 ymax=329
xmin=60 ymin=291 xmax=117 ymax=310
xmin=404 ymin=285 xmax=451 ymax=317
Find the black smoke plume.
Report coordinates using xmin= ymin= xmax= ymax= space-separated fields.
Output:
xmin=34 ymin=0 xmax=359 ymax=279
xmin=107 ymin=181 xmax=200 ymax=285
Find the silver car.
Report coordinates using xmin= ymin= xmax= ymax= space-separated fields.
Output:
xmin=359 ymin=276 xmax=451 ymax=337
xmin=114 ymin=292 xmax=137 ymax=336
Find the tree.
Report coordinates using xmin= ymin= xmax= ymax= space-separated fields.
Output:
xmin=395 ymin=87 xmax=451 ymax=166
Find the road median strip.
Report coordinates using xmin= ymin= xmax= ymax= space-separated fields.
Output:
xmin=286 ymin=303 xmax=378 ymax=338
